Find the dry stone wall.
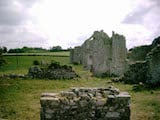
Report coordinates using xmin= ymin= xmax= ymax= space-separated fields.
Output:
xmin=28 ymin=62 xmax=78 ymax=79
xmin=40 ymin=86 xmax=131 ymax=120
xmin=70 ymin=30 xmax=127 ymax=77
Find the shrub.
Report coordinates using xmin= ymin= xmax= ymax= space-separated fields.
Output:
xmin=0 ymin=48 xmax=6 ymax=67
xmin=100 ymin=72 xmax=118 ymax=78
xmin=48 ymin=61 xmax=60 ymax=69
xmin=73 ymin=62 xmax=79 ymax=65
xmin=122 ymin=61 xmax=148 ymax=84
xmin=33 ymin=60 xmax=40 ymax=65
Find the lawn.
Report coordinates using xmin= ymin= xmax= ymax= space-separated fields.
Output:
xmin=0 ymin=55 xmax=160 ymax=120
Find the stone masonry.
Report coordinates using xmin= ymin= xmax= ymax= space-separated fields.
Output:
xmin=40 ymin=86 xmax=131 ymax=120
xmin=28 ymin=62 xmax=78 ymax=79
xmin=121 ymin=36 xmax=160 ymax=85
xmin=70 ymin=30 xmax=127 ymax=77
xmin=70 ymin=46 xmax=82 ymax=64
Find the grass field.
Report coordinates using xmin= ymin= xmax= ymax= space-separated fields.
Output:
xmin=0 ymin=54 xmax=160 ymax=120
xmin=3 ymin=51 xmax=70 ymax=57
xmin=0 ymin=56 xmax=69 ymax=74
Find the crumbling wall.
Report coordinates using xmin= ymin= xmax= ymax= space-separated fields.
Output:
xmin=111 ymin=32 xmax=127 ymax=76
xmin=40 ymin=86 xmax=131 ymax=120
xmin=121 ymin=37 xmax=160 ymax=86
xmin=28 ymin=62 xmax=78 ymax=79
xmin=70 ymin=46 xmax=82 ymax=64
xmin=80 ymin=30 xmax=112 ymax=76
xmin=70 ymin=30 xmax=127 ymax=77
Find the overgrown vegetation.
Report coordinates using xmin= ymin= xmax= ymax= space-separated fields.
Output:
xmin=122 ymin=61 xmax=149 ymax=84
xmin=33 ymin=60 xmax=40 ymax=65
xmin=128 ymin=45 xmax=151 ymax=61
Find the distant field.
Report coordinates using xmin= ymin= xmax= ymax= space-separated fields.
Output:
xmin=3 ymin=51 xmax=70 ymax=57
xmin=0 ymin=56 xmax=69 ymax=74
xmin=0 ymin=55 xmax=160 ymax=120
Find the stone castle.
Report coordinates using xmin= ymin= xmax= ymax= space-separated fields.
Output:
xmin=70 ymin=30 xmax=127 ymax=76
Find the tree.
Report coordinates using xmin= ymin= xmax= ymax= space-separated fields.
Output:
xmin=0 ymin=47 xmax=6 ymax=67
xmin=2 ymin=46 xmax=7 ymax=53
xmin=50 ymin=46 xmax=62 ymax=52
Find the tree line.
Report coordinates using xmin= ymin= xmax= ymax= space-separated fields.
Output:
xmin=1 ymin=46 xmax=70 ymax=53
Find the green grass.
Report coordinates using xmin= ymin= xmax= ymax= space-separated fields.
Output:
xmin=3 ymin=51 xmax=70 ymax=57
xmin=0 ymin=56 xmax=69 ymax=74
xmin=0 ymin=55 xmax=160 ymax=120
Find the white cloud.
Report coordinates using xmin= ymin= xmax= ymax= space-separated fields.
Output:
xmin=0 ymin=0 xmax=160 ymax=49
xmin=29 ymin=0 xmax=134 ymax=48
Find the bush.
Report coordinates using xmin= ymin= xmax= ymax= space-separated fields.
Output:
xmin=122 ymin=61 xmax=148 ymax=84
xmin=72 ymin=62 xmax=80 ymax=65
xmin=0 ymin=58 xmax=6 ymax=66
xmin=33 ymin=60 xmax=40 ymax=65
xmin=0 ymin=48 xmax=7 ymax=67
xmin=48 ymin=61 xmax=60 ymax=69
xmin=100 ymin=72 xmax=118 ymax=78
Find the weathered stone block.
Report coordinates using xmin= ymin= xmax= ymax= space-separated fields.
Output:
xmin=40 ymin=86 xmax=131 ymax=120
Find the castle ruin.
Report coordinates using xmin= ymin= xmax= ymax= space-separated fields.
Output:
xmin=70 ymin=30 xmax=127 ymax=76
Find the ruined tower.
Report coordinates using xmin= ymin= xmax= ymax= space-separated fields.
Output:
xmin=111 ymin=31 xmax=127 ymax=76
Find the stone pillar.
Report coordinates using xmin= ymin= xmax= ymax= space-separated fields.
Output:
xmin=111 ymin=33 xmax=127 ymax=76
xmin=70 ymin=46 xmax=82 ymax=64
xmin=70 ymin=49 xmax=74 ymax=63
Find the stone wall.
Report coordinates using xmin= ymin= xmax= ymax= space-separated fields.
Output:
xmin=28 ymin=62 xmax=78 ymax=79
xmin=111 ymin=32 xmax=127 ymax=76
xmin=121 ymin=36 xmax=160 ymax=86
xmin=40 ymin=86 xmax=131 ymax=120
xmin=70 ymin=30 xmax=127 ymax=77
xmin=70 ymin=46 xmax=82 ymax=64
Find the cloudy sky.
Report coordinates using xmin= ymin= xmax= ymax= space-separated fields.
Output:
xmin=0 ymin=0 xmax=160 ymax=49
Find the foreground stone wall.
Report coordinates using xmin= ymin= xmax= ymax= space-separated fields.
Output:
xmin=40 ymin=86 xmax=131 ymax=120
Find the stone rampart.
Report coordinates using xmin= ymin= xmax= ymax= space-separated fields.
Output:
xmin=40 ymin=86 xmax=131 ymax=120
